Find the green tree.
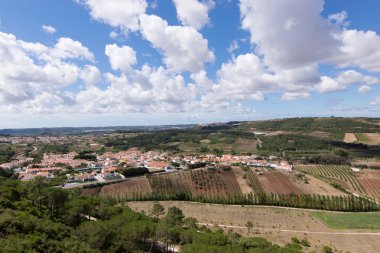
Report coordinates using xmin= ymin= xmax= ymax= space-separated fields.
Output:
xmin=150 ymin=202 xmax=165 ymax=220
xmin=165 ymin=206 xmax=184 ymax=226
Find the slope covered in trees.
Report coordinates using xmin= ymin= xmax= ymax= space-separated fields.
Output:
xmin=0 ymin=178 xmax=314 ymax=252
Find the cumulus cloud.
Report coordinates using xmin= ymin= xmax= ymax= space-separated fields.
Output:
xmin=105 ymin=44 xmax=137 ymax=72
xmin=0 ymin=32 xmax=95 ymax=105
xmin=172 ymin=0 xmax=215 ymax=30
xmin=139 ymin=14 xmax=215 ymax=73
xmin=41 ymin=25 xmax=56 ymax=34
xmin=76 ymin=0 xmax=147 ymax=33
xmin=334 ymin=29 xmax=380 ymax=72
xmin=316 ymin=70 xmax=379 ymax=93
xmin=240 ymin=0 xmax=340 ymax=69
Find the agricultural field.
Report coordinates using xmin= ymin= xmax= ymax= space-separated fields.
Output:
xmin=256 ymin=170 xmax=302 ymax=195
xmin=99 ymin=177 xmax=152 ymax=199
xmin=344 ymin=133 xmax=358 ymax=143
xmin=245 ymin=170 xmax=265 ymax=194
xmin=357 ymin=170 xmax=380 ymax=200
xmin=314 ymin=212 xmax=380 ymax=230
xmin=296 ymin=165 xmax=365 ymax=194
xmin=129 ymin=201 xmax=380 ymax=253
xmin=293 ymin=174 xmax=347 ymax=196
xmin=356 ymin=133 xmax=380 ymax=145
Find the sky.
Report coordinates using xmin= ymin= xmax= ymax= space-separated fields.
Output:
xmin=0 ymin=0 xmax=380 ymax=128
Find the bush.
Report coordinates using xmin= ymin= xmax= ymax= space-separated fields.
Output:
xmin=322 ymin=245 xmax=333 ymax=253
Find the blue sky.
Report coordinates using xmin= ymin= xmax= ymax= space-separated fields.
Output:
xmin=0 ymin=0 xmax=380 ymax=128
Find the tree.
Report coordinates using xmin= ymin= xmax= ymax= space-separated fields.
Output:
xmin=183 ymin=217 xmax=198 ymax=229
xmin=165 ymin=206 xmax=184 ymax=226
xmin=150 ymin=202 xmax=165 ymax=220
xmin=245 ymin=221 xmax=253 ymax=234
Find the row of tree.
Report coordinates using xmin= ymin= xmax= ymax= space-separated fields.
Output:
xmin=107 ymin=191 xmax=379 ymax=212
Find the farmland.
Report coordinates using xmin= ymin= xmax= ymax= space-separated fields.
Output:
xmin=344 ymin=133 xmax=358 ymax=143
xmin=94 ymin=165 xmax=379 ymax=212
xmin=257 ymin=171 xmax=302 ymax=195
xmin=313 ymin=212 xmax=380 ymax=230
xmin=357 ymin=170 xmax=380 ymax=200
xmin=296 ymin=165 xmax=365 ymax=193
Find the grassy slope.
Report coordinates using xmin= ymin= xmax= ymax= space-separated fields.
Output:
xmin=313 ymin=212 xmax=380 ymax=230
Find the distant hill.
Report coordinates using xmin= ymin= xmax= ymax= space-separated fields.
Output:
xmin=0 ymin=124 xmax=196 ymax=136
xmin=238 ymin=117 xmax=380 ymax=133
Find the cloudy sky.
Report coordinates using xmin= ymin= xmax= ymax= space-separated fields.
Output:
xmin=1 ymin=0 xmax=380 ymax=128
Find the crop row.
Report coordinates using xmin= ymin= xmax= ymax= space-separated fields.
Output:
xmin=246 ymin=170 xmax=265 ymax=194
xmin=296 ymin=165 xmax=365 ymax=193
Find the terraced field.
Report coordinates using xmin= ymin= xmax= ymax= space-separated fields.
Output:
xmin=358 ymin=170 xmax=380 ymax=200
xmin=296 ymin=165 xmax=365 ymax=193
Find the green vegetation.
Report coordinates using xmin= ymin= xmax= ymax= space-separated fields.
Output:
xmin=355 ymin=133 xmax=371 ymax=143
xmin=117 ymin=167 xmax=149 ymax=177
xmin=314 ymin=212 xmax=380 ymax=230
xmin=296 ymin=165 xmax=365 ymax=193
xmin=0 ymin=145 xmax=15 ymax=163
xmin=240 ymin=117 xmax=380 ymax=133
xmin=0 ymin=178 xmax=310 ymax=252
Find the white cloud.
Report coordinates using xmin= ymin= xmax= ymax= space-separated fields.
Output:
xmin=334 ymin=29 xmax=380 ymax=72
xmin=49 ymin=38 xmax=95 ymax=62
xmin=240 ymin=0 xmax=340 ymax=70
xmin=172 ymin=0 xmax=215 ymax=30
xmin=370 ymin=97 xmax=380 ymax=106
xmin=358 ymin=85 xmax=371 ymax=93
xmin=281 ymin=92 xmax=311 ymax=101
xmin=80 ymin=65 xmax=101 ymax=86
xmin=76 ymin=0 xmax=147 ymax=33
xmin=227 ymin=40 xmax=239 ymax=53
xmin=317 ymin=70 xmax=379 ymax=93
xmin=328 ymin=11 xmax=349 ymax=28
xmin=109 ymin=31 xmax=119 ymax=39
xmin=139 ymin=14 xmax=215 ymax=73
xmin=41 ymin=25 xmax=56 ymax=34
xmin=0 ymin=32 xmax=95 ymax=105
xmin=105 ymin=44 xmax=137 ymax=72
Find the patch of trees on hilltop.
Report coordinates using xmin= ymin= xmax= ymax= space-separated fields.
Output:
xmin=241 ymin=117 xmax=380 ymax=133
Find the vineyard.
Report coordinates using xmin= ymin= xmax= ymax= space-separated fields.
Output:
xmin=91 ymin=167 xmax=380 ymax=212
xmin=296 ymin=165 xmax=365 ymax=193
xmin=100 ymin=177 xmax=152 ymax=199
xmin=258 ymin=171 xmax=302 ymax=195
xmin=246 ymin=170 xmax=264 ymax=194
xmin=358 ymin=170 xmax=380 ymax=200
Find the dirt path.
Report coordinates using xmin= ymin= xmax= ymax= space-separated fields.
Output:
xmin=198 ymin=223 xmax=380 ymax=235
xmin=231 ymin=166 xmax=253 ymax=194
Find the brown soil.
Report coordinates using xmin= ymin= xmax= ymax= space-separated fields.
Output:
xmin=344 ymin=133 xmax=358 ymax=143
xmin=258 ymin=171 xmax=302 ymax=194
xmin=231 ymin=166 xmax=253 ymax=194
xmin=100 ymin=177 xmax=152 ymax=198
xmin=294 ymin=175 xmax=347 ymax=196
xmin=365 ymin=133 xmax=380 ymax=145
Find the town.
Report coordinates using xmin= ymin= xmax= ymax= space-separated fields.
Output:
xmin=2 ymin=148 xmax=294 ymax=186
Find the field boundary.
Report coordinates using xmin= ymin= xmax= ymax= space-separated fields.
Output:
xmin=198 ymin=223 xmax=380 ymax=235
